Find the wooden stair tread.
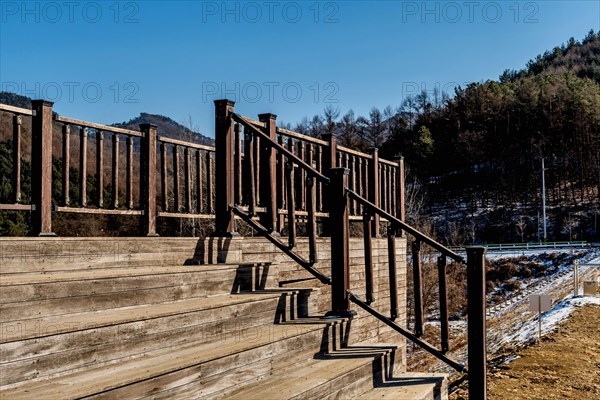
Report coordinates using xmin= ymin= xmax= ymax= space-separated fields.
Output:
xmin=224 ymin=344 xmax=399 ymax=400
xmin=1 ymin=290 xmax=307 ymax=342
xmin=0 ymin=263 xmax=267 ymax=286
xmin=354 ymin=373 xmax=448 ymax=400
xmin=0 ymin=318 xmax=337 ymax=400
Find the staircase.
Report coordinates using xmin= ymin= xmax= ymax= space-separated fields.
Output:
xmin=0 ymin=236 xmax=447 ymax=400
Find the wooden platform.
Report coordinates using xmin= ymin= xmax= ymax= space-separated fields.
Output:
xmin=0 ymin=236 xmax=447 ymax=399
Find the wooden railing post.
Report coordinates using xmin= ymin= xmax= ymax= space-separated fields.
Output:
xmin=325 ymin=167 xmax=355 ymax=318
xmin=214 ymin=99 xmax=236 ymax=235
xmin=395 ymin=155 xmax=405 ymax=236
xmin=31 ymin=100 xmax=55 ymax=236
xmin=258 ymin=113 xmax=279 ymax=235
xmin=322 ymin=133 xmax=337 ymax=236
xmin=140 ymin=123 xmax=158 ymax=236
xmin=368 ymin=148 xmax=380 ymax=237
xmin=467 ymin=247 xmax=487 ymax=400
xmin=412 ymin=240 xmax=424 ymax=336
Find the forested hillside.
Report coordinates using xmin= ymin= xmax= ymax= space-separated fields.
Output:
xmin=289 ymin=30 xmax=600 ymax=243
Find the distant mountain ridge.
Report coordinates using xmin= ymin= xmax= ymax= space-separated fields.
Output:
xmin=113 ymin=113 xmax=214 ymax=146
xmin=0 ymin=92 xmax=214 ymax=146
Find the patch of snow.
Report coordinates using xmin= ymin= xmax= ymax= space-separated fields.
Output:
xmin=501 ymin=295 xmax=600 ymax=347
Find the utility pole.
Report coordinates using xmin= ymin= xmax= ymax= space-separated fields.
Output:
xmin=541 ymin=158 xmax=547 ymax=242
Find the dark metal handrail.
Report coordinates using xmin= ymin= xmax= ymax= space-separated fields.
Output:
xmin=347 ymin=189 xmax=464 ymax=264
xmin=231 ymin=205 xmax=332 ymax=285
xmin=348 ymin=290 xmax=467 ymax=373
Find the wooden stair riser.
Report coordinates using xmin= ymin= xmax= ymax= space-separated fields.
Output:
xmin=77 ymin=321 xmax=345 ymax=400
xmin=1 ymin=292 xmax=317 ymax=386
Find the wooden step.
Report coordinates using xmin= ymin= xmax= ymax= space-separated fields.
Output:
xmin=1 ymin=289 xmax=316 ymax=387
xmin=0 ymin=263 xmax=273 ymax=321
xmin=0 ymin=318 xmax=345 ymax=400
xmin=354 ymin=373 xmax=448 ymax=400
xmin=211 ymin=344 xmax=402 ymax=400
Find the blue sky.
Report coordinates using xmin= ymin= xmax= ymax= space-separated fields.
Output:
xmin=1 ymin=0 xmax=599 ymax=136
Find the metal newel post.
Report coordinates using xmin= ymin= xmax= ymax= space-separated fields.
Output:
xmin=438 ymin=255 xmax=449 ymax=353
xmin=31 ymin=100 xmax=55 ymax=236
xmin=214 ymin=99 xmax=236 ymax=235
xmin=325 ymin=167 xmax=355 ymax=318
xmin=467 ymin=247 xmax=487 ymax=400
xmin=140 ymin=123 xmax=158 ymax=236
xmin=412 ymin=240 xmax=424 ymax=336
xmin=258 ymin=113 xmax=279 ymax=235
xmin=368 ymin=148 xmax=380 ymax=237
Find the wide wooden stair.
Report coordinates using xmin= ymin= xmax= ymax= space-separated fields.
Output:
xmin=0 ymin=238 xmax=447 ymax=399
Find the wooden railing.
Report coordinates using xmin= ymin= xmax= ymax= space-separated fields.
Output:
xmin=0 ymin=101 xmax=217 ymax=236
xmin=0 ymin=104 xmax=35 ymax=213
xmin=1 ymin=98 xmax=487 ymax=398
xmin=214 ymin=101 xmax=405 ymax=237
xmin=216 ymin=99 xmax=487 ymax=399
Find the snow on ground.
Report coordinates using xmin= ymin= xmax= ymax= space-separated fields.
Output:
xmin=502 ymin=295 xmax=600 ymax=346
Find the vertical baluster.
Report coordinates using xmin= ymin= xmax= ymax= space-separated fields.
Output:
xmin=387 ymin=226 xmax=399 ymax=320
xmin=307 ymin=173 xmax=318 ymax=264
xmin=412 ymin=240 xmax=424 ymax=336
xmin=316 ymin=145 xmax=322 ymax=211
xmin=363 ymin=211 xmax=374 ymax=303
xmin=112 ymin=134 xmax=119 ymax=209
xmin=286 ymin=161 xmax=296 ymax=248
xmin=389 ymin=165 xmax=393 ymax=213
xmin=243 ymin=127 xmax=253 ymax=210
xmin=185 ymin=147 xmax=192 ymax=212
xmin=368 ymin=149 xmax=380 ymax=236
xmin=126 ymin=137 xmax=134 ymax=209
xmin=350 ymin=155 xmax=356 ymax=215
xmin=306 ymin=142 xmax=313 ymax=212
xmin=12 ymin=115 xmax=22 ymax=203
xmin=297 ymin=141 xmax=305 ymax=211
xmin=357 ymin=157 xmax=363 ymax=215
xmin=247 ymin=136 xmax=256 ymax=216
xmin=62 ymin=124 xmax=70 ymax=206
xmin=254 ymin=135 xmax=260 ymax=206
xmin=277 ymin=134 xmax=286 ymax=232
xmin=160 ymin=143 xmax=168 ymax=211
xmin=391 ymin=166 xmax=397 ymax=217
xmin=196 ymin=150 xmax=203 ymax=213
xmin=206 ymin=151 xmax=213 ymax=214
xmin=174 ymin=145 xmax=181 ymax=212
xmin=96 ymin=130 xmax=104 ymax=207
xmin=396 ymin=156 xmax=405 ymax=235
xmin=79 ymin=127 xmax=88 ymax=207
xmin=438 ymin=256 xmax=449 ymax=353
xmin=234 ymin=123 xmax=242 ymax=205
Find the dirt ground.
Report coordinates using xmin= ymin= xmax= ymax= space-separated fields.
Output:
xmin=452 ymin=304 xmax=600 ymax=399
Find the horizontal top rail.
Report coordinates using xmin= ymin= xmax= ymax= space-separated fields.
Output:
xmin=54 ymin=115 xmax=143 ymax=137
xmin=277 ymin=127 xmax=328 ymax=146
xmin=158 ymin=136 xmax=215 ymax=152
xmin=245 ymin=117 xmax=266 ymax=128
xmin=338 ymin=145 xmax=373 ymax=160
xmin=0 ymin=104 xmax=35 ymax=116
xmin=232 ymin=113 xmax=330 ymax=184
xmin=379 ymin=158 xmax=400 ymax=167
xmin=347 ymin=189 xmax=464 ymax=263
